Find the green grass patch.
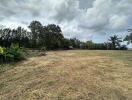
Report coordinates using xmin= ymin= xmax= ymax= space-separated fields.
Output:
xmin=71 ymin=50 xmax=132 ymax=67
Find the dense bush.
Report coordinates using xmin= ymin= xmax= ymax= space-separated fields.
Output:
xmin=0 ymin=43 xmax=25 ymax=63
xmin=8 ymin=43 xmax=25 ymax=61
xmin=0 ymin=47 xmax=5 ymax=63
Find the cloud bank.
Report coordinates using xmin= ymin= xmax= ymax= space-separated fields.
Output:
xmin=0 ymin=0 xmax=132 ymax=42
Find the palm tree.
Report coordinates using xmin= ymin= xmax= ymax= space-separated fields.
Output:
xmin=124 ymin=29 xmax=132 ymax=44
xmin=108 ymin=35 xmax=122 ymax=50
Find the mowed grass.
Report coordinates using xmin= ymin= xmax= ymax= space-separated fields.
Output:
xmin=0 ymin=50 xmax=132 ymax=100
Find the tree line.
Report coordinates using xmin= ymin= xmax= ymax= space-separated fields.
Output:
xmin=0 ymin=20 xmax=132 ymax=50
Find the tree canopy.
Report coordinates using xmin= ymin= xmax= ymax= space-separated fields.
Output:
xmin=124 ymin=29 xmax=132 ymax=44
xmin=0 ymin=20 xmax=129 ymax=50
xmin=108 ymin=35 xmax=122 ymax=50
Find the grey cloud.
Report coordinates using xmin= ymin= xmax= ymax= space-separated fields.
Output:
xmin=0 ymin=0 xmax=132 ymax=41
xmin=79 ymin=0 xmax=94 ymax=9
xmin=0 ymin=0 xmax=42 ymax=18
xmin=78 ymin=0 xmax=132 ymax=34
xmin=21 ymin=21 xmax=29 ymax=25
xmin=53 ymin=0 xmax=80 ymax=22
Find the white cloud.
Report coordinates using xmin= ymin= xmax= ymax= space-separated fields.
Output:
xmin=0 ymin=0 xmax=132 ymax=41
xmin=109 ymin=15 xmax=128 ymax=30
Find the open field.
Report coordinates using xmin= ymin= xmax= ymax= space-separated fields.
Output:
xmin=0 ymin=50 xmax=132 ymax=100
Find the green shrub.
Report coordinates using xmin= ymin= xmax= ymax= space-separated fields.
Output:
xmin=8 ymin=43 xmax=25 ymax=61
xmin=0 ymin=43 xmax=26 ymax=63
xmin=0 ymin=47 xmax=4 ymax=55
xmin=0 ymin=47 xmax=6 ymax=63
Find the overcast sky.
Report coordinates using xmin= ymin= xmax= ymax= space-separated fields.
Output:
xmin=0 ymin=0 xmax=132 ymax=46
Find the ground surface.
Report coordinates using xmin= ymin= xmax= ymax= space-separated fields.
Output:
xmin=0 ymin=50 xmax=132 ymax=100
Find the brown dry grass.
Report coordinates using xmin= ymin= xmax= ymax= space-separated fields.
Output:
xmin=0 ymin=50 xmax=132 ymax=100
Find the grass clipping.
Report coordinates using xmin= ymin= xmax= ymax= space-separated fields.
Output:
xmin=0 ymin=50 xmax=132 ymax=100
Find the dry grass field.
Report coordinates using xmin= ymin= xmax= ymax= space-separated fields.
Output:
xmin=0 ymin=50 xmax=132 ymax=100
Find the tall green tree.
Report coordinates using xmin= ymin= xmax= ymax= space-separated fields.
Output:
xmin=61 ymin=38 xmax=71 ymax=49
xmin=70 ymin=38 xmax=81 ymax=48
xmin=0 ymin=28 xmax=12 ymax=47
xmin=28 ymin=21 xmax=43 ymax=48
xmin=15 ymin=27 xmax=30 ymax=47
xmin=45 ymin=24 xmax=64 ymax=49
xmin=108 ymin=35 xmax=122 ymax=50
xmin=124 ymin=29 xmax=132 ymax=44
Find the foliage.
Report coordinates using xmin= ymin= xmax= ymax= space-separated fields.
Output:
xmin=28 ymin=21 xmax=64 ymax=49
xmin=108 ymin=35 xmax=122 ymax=50
xmin=61 ymin=38 xmax=72 ymax=49
xmin=80 ymin=41 xmax=107 ymax=50
xmin=0 ymin=47 xmax=4 ymax=54
xmin=124 ymin=29 xmax=132 ymax=44
xmin=44 ymin=24 xmax=64 ymax=50
xmin=69 ymin=38 xmax=81 ymax=48
xmin=0 ymin=27 xmax=30 ymax=48
xmin=0 ymin=43 xmax=26 ymax=63
xmin=8 ymin=43 xmax=25 ymax=61
xmin=0 ymin=20 xmax=129 ymax=51
xmin=0 ymin=47 xmax=5 ymax=63
xmin=120 ymin=45 xmax=128 ymax=50
xmin=28 ymin=21 xmax=43 ymax=48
